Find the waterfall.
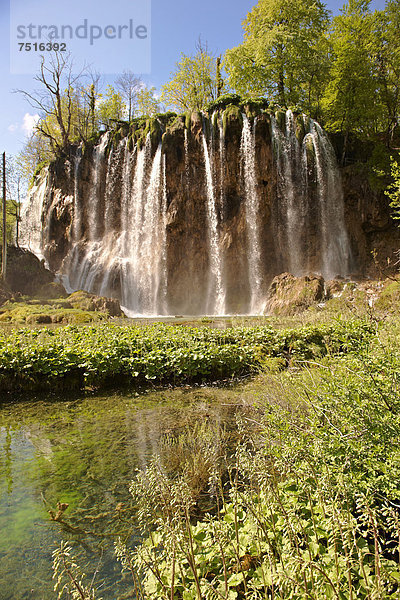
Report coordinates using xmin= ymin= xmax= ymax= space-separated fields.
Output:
xmin=19 ymin=167 xmax=48 ymax=259
xmin=218 ymin=115 xmax=226 ymax=221
xmin=303 ymin=121 xmax=350 ymax=278
xmin=272 ymin=109 xmax=350 ymax=279
xmin=202 ymin=133 xmax=225 ymax=314
xmin=88 ymin=132 xmax=109 ymax=241
xmin=72 ymin=145 xmax=82 ymax=242
xmin=271 ymin=110 xmax=306 ymax=274
xmin=23 ymin=110 xmax=352 ymax=316
xmin=240 ymin=115 xmax=263 ymax=313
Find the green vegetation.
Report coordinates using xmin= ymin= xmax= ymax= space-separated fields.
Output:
xmin=222 ymin=0 xmax=400 ymax=148
xmin=124 ymin=334 xmax=400 ymax=599
xmin=47 ymin=315 xmax=400 ymax=600
xmin=0 ymin=319 xmax=372 ymax=392
xmin=161 ymin=40 xmax=225 ymax=112
xmin=224 ymin=0 xmax=330 ymax=117
xmin=386 ymin=157 xmax=400 ymax=219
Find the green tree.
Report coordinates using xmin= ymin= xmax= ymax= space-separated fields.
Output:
xmin=386 ymin=157 xmax=400 ymax=219
xmin=224 ymin=0 xmax=331 ymax=114
xmin=161 ymin=40 xmax=223 ymax=111
xmin=371 ymin=2 xmax=400 ymax=144
xmin=97 ymin=85 xmax=126 ymax=126
xmin=321 ymin=0 xmax=378 ymax=146
xmin=136 ymin=85 xmax=161 ymax=116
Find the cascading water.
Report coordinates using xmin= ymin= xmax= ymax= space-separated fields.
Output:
xmin=272 ymin=109 xmax=350 ymax=279
xmin=25 ymin=110 xmax=352 ymax=316
xmin=271 ymin=110 xmax=307 ymax=274
xmin=201 ymin=132 xmax=225 ymax=314
xmin=72 ymin=146 xmax=82 ymax=242
xmin=218 ymin=115 xmax=226 ymax=221
xmin=303 ymin=120 xmax=350 ymax=278
xmin=240 ymin=114 xmax=263 ymax=313
xmin=19 ymin=167 xmax=48 ymax=259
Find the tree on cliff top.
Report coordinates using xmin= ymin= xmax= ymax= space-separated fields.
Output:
xmin=321 ymin=0 xmax=378 ymax=144
xmin=224 ymin=0 xmax=330 ymax=115
xmin=161 ymin=40 xmax=224 ymax=112
xmin=16 ymin=52 xmax=84 ymax=154
xmin=115 ymin=70 xmax=142 ymax=121
xmin=136 ymin=85 xmax=161 ymax=117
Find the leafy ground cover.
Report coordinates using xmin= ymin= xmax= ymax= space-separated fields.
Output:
xmin=0 ymin=319 xmax=373 ymax=392
xmin=50 ymin=317 xmax=400 ymax=599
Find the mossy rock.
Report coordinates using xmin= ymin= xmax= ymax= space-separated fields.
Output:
xmin=304 ymin=135 xmax=315 ymax=163
xmin=26 ymin=313 xmax=53 ymax=324
xmin=222 ymin=105 xmax=243 ymax=136
xmin=241 ymin=98 xmax=269 ymax=119
xmin=113 ymin=129 xmax=122 ymax=146
xmin=275 ymin=110 xmax=286 ymax=132
xmin=155 ymin=112 xmax=177 ymax=127
xmin=186 ymin=111 xmax=203 ymax=140
xmin=68 ymin=290 xmax=123 ymax=317
xmin=166 ymin=115 xmax=185 ymax=135
xmin=4 ymin=246 xmax=54 ymax=296
xmin=374 ymin=280 xmax=400 ymax=312
xmin=35 ymin=282 xmax=68 ymax=300
xmin=145 ymin=118 xmax=162 ymax=147
xmin=265 ymin=272 xmax=325 ymax=316
xmin=303 ymin=115 xmax=311 ymax=133
xmin=295 ymin=115 xmax=306 ymax=144
xmin=0 ymin=281 xmax=12 ymax=307
xmin=206 ymin=93 xmax=242 ymax=112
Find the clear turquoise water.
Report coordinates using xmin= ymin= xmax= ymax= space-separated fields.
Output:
xmin=0 ymin=384 xmax=253 ymax=600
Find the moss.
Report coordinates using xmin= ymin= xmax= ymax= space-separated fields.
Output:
xmin=241 ymin=97 xmax=269 ymax=119
xmin=275 ymin=110 xmax=286 ymax=132
xmin=113 ymin=129 xmax=122 ymax=146
xmin=295 ymin=114 xmax=306 ymax=144
xmin=206 ymin=93 xmax=242 ymax=113
xmin=166 ymin=115 xmax=185 ymax=135
xmin=374 ymin=280 xmax=400 ymax=312
xmin=212 ymin=111 xmax=219 ymax=130
xmin=304 ymin=135 xmax=315 ymax=162
xmin=29 ymin=161 xmax=49 ymax=188
xmin=222 ymin=105 xmax=243 ymax=136
xmin=185 ymin=111 xmax=191 ymax=130
xmin=146 ymin=118 xmax=162 ymax=145
xmin=155 ymin=112 xmax=177 ymax=127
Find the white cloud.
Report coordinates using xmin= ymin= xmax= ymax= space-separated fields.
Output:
xmin=21 ymin=112 xmax=40 ymax=135
xmin=7 ymin=113 xmax=40 ymax=137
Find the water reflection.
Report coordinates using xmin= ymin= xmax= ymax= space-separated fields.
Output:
xmin=0 ymin=383 xmax=259 ymax=600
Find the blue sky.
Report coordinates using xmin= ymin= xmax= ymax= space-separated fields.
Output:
xmin=0 ymin=0 xmax=387 ymax=156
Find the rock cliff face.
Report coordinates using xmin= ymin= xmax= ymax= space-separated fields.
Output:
xmin=20 ymin=108 xmax=400 ymax=315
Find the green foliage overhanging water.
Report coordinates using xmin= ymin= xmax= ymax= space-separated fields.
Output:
xmin=0 ymin=320 xmax=373 ymax=393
